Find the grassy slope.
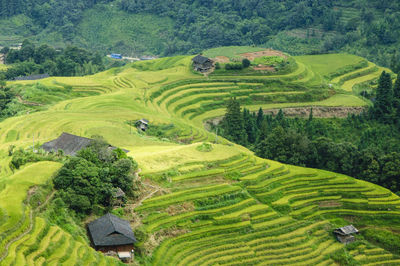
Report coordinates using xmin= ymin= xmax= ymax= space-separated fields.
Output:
xmin=0 ymin=51 xmax=398 ymax=265
xmin=76 ymin=4 xmax=174 ymax=55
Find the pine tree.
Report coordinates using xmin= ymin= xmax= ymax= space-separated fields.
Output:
xmin=256 ymin=107 xmax=264 ymax=129
xmin=373 ymin=71 xmax=394 ymax=123
xmin=393 ymin=74 xmax=400 ymax=124
xmin=308 ymin=108 xmax=313 ymax=122
xmin=393 ymin=74 xmax=400 ymax=105
xmin=243 ymin=108 xmax=257 ymax=144
xmin=223 ymin=98 xmax=247 ymax=145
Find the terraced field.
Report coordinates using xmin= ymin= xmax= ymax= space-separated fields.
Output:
xmin=0 ymin=50 xmax=398 ymax=265
xmin=138 ymin=154 xmax=400 ymax=265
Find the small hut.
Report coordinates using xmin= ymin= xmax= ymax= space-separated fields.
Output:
xmin=192 ymin=55 xmax=213 ymax=72
xmin=333 ymin=225 xmax=359 ymax=244
xmin=136 ymin=119 xmax=149 ymax=131
xmin=112 ymin=187 xmax=126 ymax=206
xmin=88 ymin=213 xmax=136 ymax=261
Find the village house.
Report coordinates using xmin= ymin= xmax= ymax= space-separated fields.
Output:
xmin=333 ymin=225 xmax=359 ymax=244
xmin=136 ymin=119 xmax=149 ymax=131
xmin=112 ymin=187 xmax=126 ymax=207
xmin=88 ymin=213 xmax=136 ymax=262
xmin=13 ymin=73 xmax=50 ymax=81
xmin=192 ymin=55 xmax=214 ymax=72
xmin=41 ymin=132 xmax=129 ymax=156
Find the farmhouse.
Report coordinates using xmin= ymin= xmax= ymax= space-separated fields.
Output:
xmin=112 ymin=187 xmax=126 ymax=206
xmin=192 ymin=55 xmax=213 ymax=72
xmin=136 ymin=119 xmax=149 ymax=131
xmin=88 ymin=213 xmax=136 ymax=261
xmin=13 ymin=73 xmax=50 ymax=81
xmin=41 ymin=132 xmax=129 ymax=156
xmin=333 ymin=225 xmax=359 ymax=244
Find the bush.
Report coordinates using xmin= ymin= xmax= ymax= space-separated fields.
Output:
xmin=52 ymin=137 xmax=140 ymax=216
xmin=225 ymin=63 xmax=243 ymax=70
xmin=242 ymin=59 xmax=251 ymax=68
xmin=9 ymin=147 xmax=62 ymax=170
xmin=196 ymin=142 xmax=213 ymax=152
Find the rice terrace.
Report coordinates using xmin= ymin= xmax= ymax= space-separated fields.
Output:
xmin=0 ymin=46 xmax=400 ymax=266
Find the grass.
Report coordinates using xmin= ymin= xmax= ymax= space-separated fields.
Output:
xmin=295 ymin=53 xmax=366 ymax=77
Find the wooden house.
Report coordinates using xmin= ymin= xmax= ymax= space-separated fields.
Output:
xmin=192 ymin=55 xmax=213 ymax=72
xmin=41 ymin=132 xmax=129 ymax=156
xmin=136 ymin=119 xmax=149 ymax=131
xmin=88 ymin=213 xmax=136 ymax=261
xmin=333 ymin=225 xmax=359 ymax=244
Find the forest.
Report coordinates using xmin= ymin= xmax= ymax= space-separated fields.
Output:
xmin=0 ymin=0 xmax=399 ymax=67
xmin=216 ymin=71 xmax=400 ymax=195
xmin=0 ymin=40 xmax=105 ymax=79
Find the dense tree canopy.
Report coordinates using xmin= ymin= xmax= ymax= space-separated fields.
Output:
xmin=215 ymin=78 xmax=400 ymax=195
xmin=53 ymin=137 xmax=139 ymax=215
xmin=1 ymin=40 xmax=105 ymax=79
xmin=0 ymin=0 xmax=399 ymax=66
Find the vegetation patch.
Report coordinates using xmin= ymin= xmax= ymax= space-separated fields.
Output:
xmin=196 ymin=143 xmax=213 ymax=152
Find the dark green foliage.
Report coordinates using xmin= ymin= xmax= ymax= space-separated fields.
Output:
xmin=225 ymin=63 xmax=243 ymax=71
xmin=0 ymin=0 xmax=399 ymax=66
xmin=220 ymin=98 xmax=247 ymax=145
xmin=242 ymin=59 xmax=251 ymax=68
xmin=1 ymin=40 xmax=105 ymax=79
xmin=9 ymin=147 xmax=63 ymax=170
xmin=215 ymin=106 xmax=400 ymax=194
xmin=53 ymin=137 xmax=139 ymax=216
xmin=371 ymin=71 xmax=394 ymax=123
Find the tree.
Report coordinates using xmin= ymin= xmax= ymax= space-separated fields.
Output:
xmin=242 ymin=58 xmax=251 ymax=68
xmin=372 ymin=71 xmax=394 ymax=123
xmin=393 ymin=74 xmax=400 ymax=106
xmin=222 ymin=98 xmax=247 ymax=145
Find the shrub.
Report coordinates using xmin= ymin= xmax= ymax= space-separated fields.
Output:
xmin=225 ymin=63 xmax=243 ymax=70
xmin=196 ymin=143 xmax=213 ymax=152
xmin=329 ymin=248 xmax=361 ymax=266
xmin=242 ymin=59 xmax=251 ymax=68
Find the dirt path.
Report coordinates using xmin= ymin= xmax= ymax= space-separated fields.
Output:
xmin=0 ymin=189 xmax=55 ymax=261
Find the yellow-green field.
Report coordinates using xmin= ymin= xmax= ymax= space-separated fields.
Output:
xmin=0 ymin=51 xmax=398 ymax=265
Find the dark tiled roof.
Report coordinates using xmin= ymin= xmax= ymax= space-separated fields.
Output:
xmin=334 ymin=225 xmax=359 ymax=236
xmin=139 ymin=119 xmax=149 ymax=124
xmin=192 ymin=55 xmax=210 ymax=64
xmin=13 ymin=74 xmax=50 ymax=81
xmin=41 ymin=132 xmax=92 ymax=156
xmin=88 ymin=213 xmax=136 ymax=247
xmin=41 ymin=132 xmax=130 ymax=156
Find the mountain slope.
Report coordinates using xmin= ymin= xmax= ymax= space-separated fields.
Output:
xmin=0 ymin=52 xmax=399 ymax=265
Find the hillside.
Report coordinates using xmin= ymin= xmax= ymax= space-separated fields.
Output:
xmin=0 ymin=1 xmax=399 ymax=68
xmin=0 ymin=51 xmax=399 ymax=265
